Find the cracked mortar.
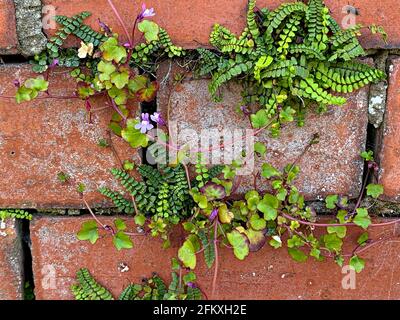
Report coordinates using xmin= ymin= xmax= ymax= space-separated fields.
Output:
xmin=368 ymin=52 xmax=389 ymax=129
xmin=13 ymin=0 xmax=47 ymax=56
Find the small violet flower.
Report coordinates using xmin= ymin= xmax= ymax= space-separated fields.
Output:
xmin=13 ymin=79 xmax=20 ymax=88
xmin=209 ymin=208 xmax=218 ymax=221
xmin=98 ymin=18 xmax=112 ymax=36
xmin=49 ymin=58 xmax=59 ymax=68
xmin=187 ymin=282 xmax=196 ymax=289
xmin=150 ymin=112 xmax=166 ymax=126
xmin=240 ymin=105 xmax=251 ymax=116
xmin=135 ymin=113 xmax=154 ymax=134
xmin=138 ymin=3 xmax=155 ymax=21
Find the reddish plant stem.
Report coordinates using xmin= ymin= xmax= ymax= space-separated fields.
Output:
xmin=83 ymin=198 xmax=114 ymax=234
xmin=107 ymin=0 xmax=132 ymax=45
xmin=211 ymin=220 xmax=219 ymax=299
xmin=281 ymin=212 xmax=400 ymax=228
xmin=351 ymin=168 xmax=370 ymax=216
xmin=109 ymin=97 xmax=127 ymax=123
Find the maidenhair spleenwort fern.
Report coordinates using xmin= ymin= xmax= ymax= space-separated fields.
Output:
xmin=99 ymin=164 xmax=192 ymax=239
xmin=0 ymin=209 xmax=32 ymax=221
xmin=31 ymin=12 xmax=184 ymax=74
xmin=31 ymin=12 xmax=105 ymax=72
xmin=196 ymin=0 xmax=386 ymax=137
xmin=71 ymin=268 xmax=202 ymax=300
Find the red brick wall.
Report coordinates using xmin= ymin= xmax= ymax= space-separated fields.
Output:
xmin=0 ymin=0 xmax=400 ymax=300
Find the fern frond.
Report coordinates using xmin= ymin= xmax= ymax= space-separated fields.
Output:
xmin=265 ymin=2 xmax=307 ymax=33
xmin=331 ymin=24 xmax=363 ymax=48
xmin=159 ymin=28 xmax=185 ymax=58
xmin=294 ymin=77 xmax=347 ymax=105
xmin=98 ymin=187 xmax=134 ymax=214
xmin=0 ymin=209 xmax=32 ymax=221
xmin=72 ymin=268 xmax=114 ymax=300
xmin=110 ymin=168 xmax=147 ymax=197
xmin=329 ymin=39 xmax=365 ymax=62
xmin=289 ymin=44 xmax=325 ymax=60
xmin=209 ymin=60 xmax=253 ymax=98
xmin=247 ymin=0 xmax=260 ymax=38
xmin=316 ymin=61 xmax=385 ymax=93
xmin=305 ymin=0 xmax=330 ymax=52
xmin=118 ymin=284 xmax=142 ymax=300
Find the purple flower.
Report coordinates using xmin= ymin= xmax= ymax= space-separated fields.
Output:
xmin=138 ymin=3 xmax=155 ymax=21
xmin=209 ymin=208 xmax=218 ymax=221
xmin=150 ymin=112 xmax=166 ymax=126
xmin=49 ymin=58 xmax=59 ymax=68
xmin=123 ymin=42 xmax=131 ymax=48
xmin=98 ymin=18 xmax=112 ymax=36
xmin=240 ymin=105 xmax=251 ymax=116
xmin=13 ymin=79 xmax=20 ymax=88
xmin=135 ymin=113 xmax=154 ymax=134
xmin=187 ymin=282 xmax=196 ymax=289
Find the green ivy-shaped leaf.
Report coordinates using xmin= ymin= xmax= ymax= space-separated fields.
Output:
xmin=111 ymin=71 xmax=130 ymax=89
xmin=137 ymin=81 xmax=158 ymax=102
xmin=254 ymin=142 xmax=267 ymax=156
xmin=77 ymin=220 xmax=99 ymax=244
xmin=134 ymin=214 xmax=146 ymax=226
xmin=261 ymin=163 xmax=281 ymax=179
xmin=25 ymin=76 xmax=49 ymax=92
xmin=325 ymin=195 xmax=338 ymax=209
xmin=128 ymin=75 xmax=147 ymax=93
xmin=269 ymin=235 xmax=282 ymax=249
xmin=113 ymin=231 xmax=133 ymax=251
xmin=244 ymin=229 xmax=266 ymax=252
xmin=249 ymin=213 xmax=266 ymax=231
xmin=250 ymin=109 xmax=268 ymax=129
xmin=360 ymin=150 xmax=374 ymax=161
xmin=323 ymin=233 xmax=343 ymax=252
xmin=327 ymin=225 xmax=347 ymax=239
xmin=366 ymin=184 xmax=384 ymax=199
xmin=114 ymin=218 xmax=127 ymax=231
xmin=178 ymin=238 xmax=197 ymax=269
xmin=98 ymin=61 xmax=116 ymax=81
xmin=121 ymin=119 xmax=149 ymax=148
xmin=349 ymin=255 xmax=365 ymax=273
xmin=227 ymin=230 xmax=249 ymax=260
xmin=100 ymin=37 xmax=127 ymax=63
xmin=192 ymin=192 xmax=208 ymax=209
xmin=138 ymin=20 xmax=159 ymax=42
xmin=357 ymin=232 xmax=369 ymax=246
xmin=353 ymin=208 xmax=371 ymax=229
xmin=257 ymin=194 xmax=279 ymax=221
xmin=288 ymin=248 xmax=308 ymax=262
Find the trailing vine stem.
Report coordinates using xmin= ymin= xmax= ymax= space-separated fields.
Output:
xmin=281 ymin=212 xmax=400 ymax=229
xmin=211 ymin=219 xmax=219 ymax=300
xmin=107 ymin=0 xmax=132 ymax=45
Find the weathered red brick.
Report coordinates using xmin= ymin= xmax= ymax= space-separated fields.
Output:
xmin=0 ymin=218 xmax=24 ymax=300
xmin=0 ymin=0 xmax=18 ymax=54
xmin=157 ymin=62 xmax=369 ymax=200
xmin=0 ymin=65 xmax=139 ymax=209
xmin=30 ymin=215 xmax=400 ymax=300
xmin=379 ymin=57 xmax=400 ymax=202
xmin=43 ymin=0 xmax=399 ymax=49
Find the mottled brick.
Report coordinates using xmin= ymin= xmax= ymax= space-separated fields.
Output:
xmin=379 ymin=57 xmax=400 ymax=202
xmin=157 ymin=62 xmax=369 ymax=200
xmin=30 ymin=215 xmax=400 ymax=300
xmin=0 ymin=219 xmax=23 ymax=300
xmin=0 ymin=64 xmax=139 ymax=209
xmin=43 ymin=0 xmax=399 ymax=49
xmin=0 ymin=0 xmax=18 ymax=54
